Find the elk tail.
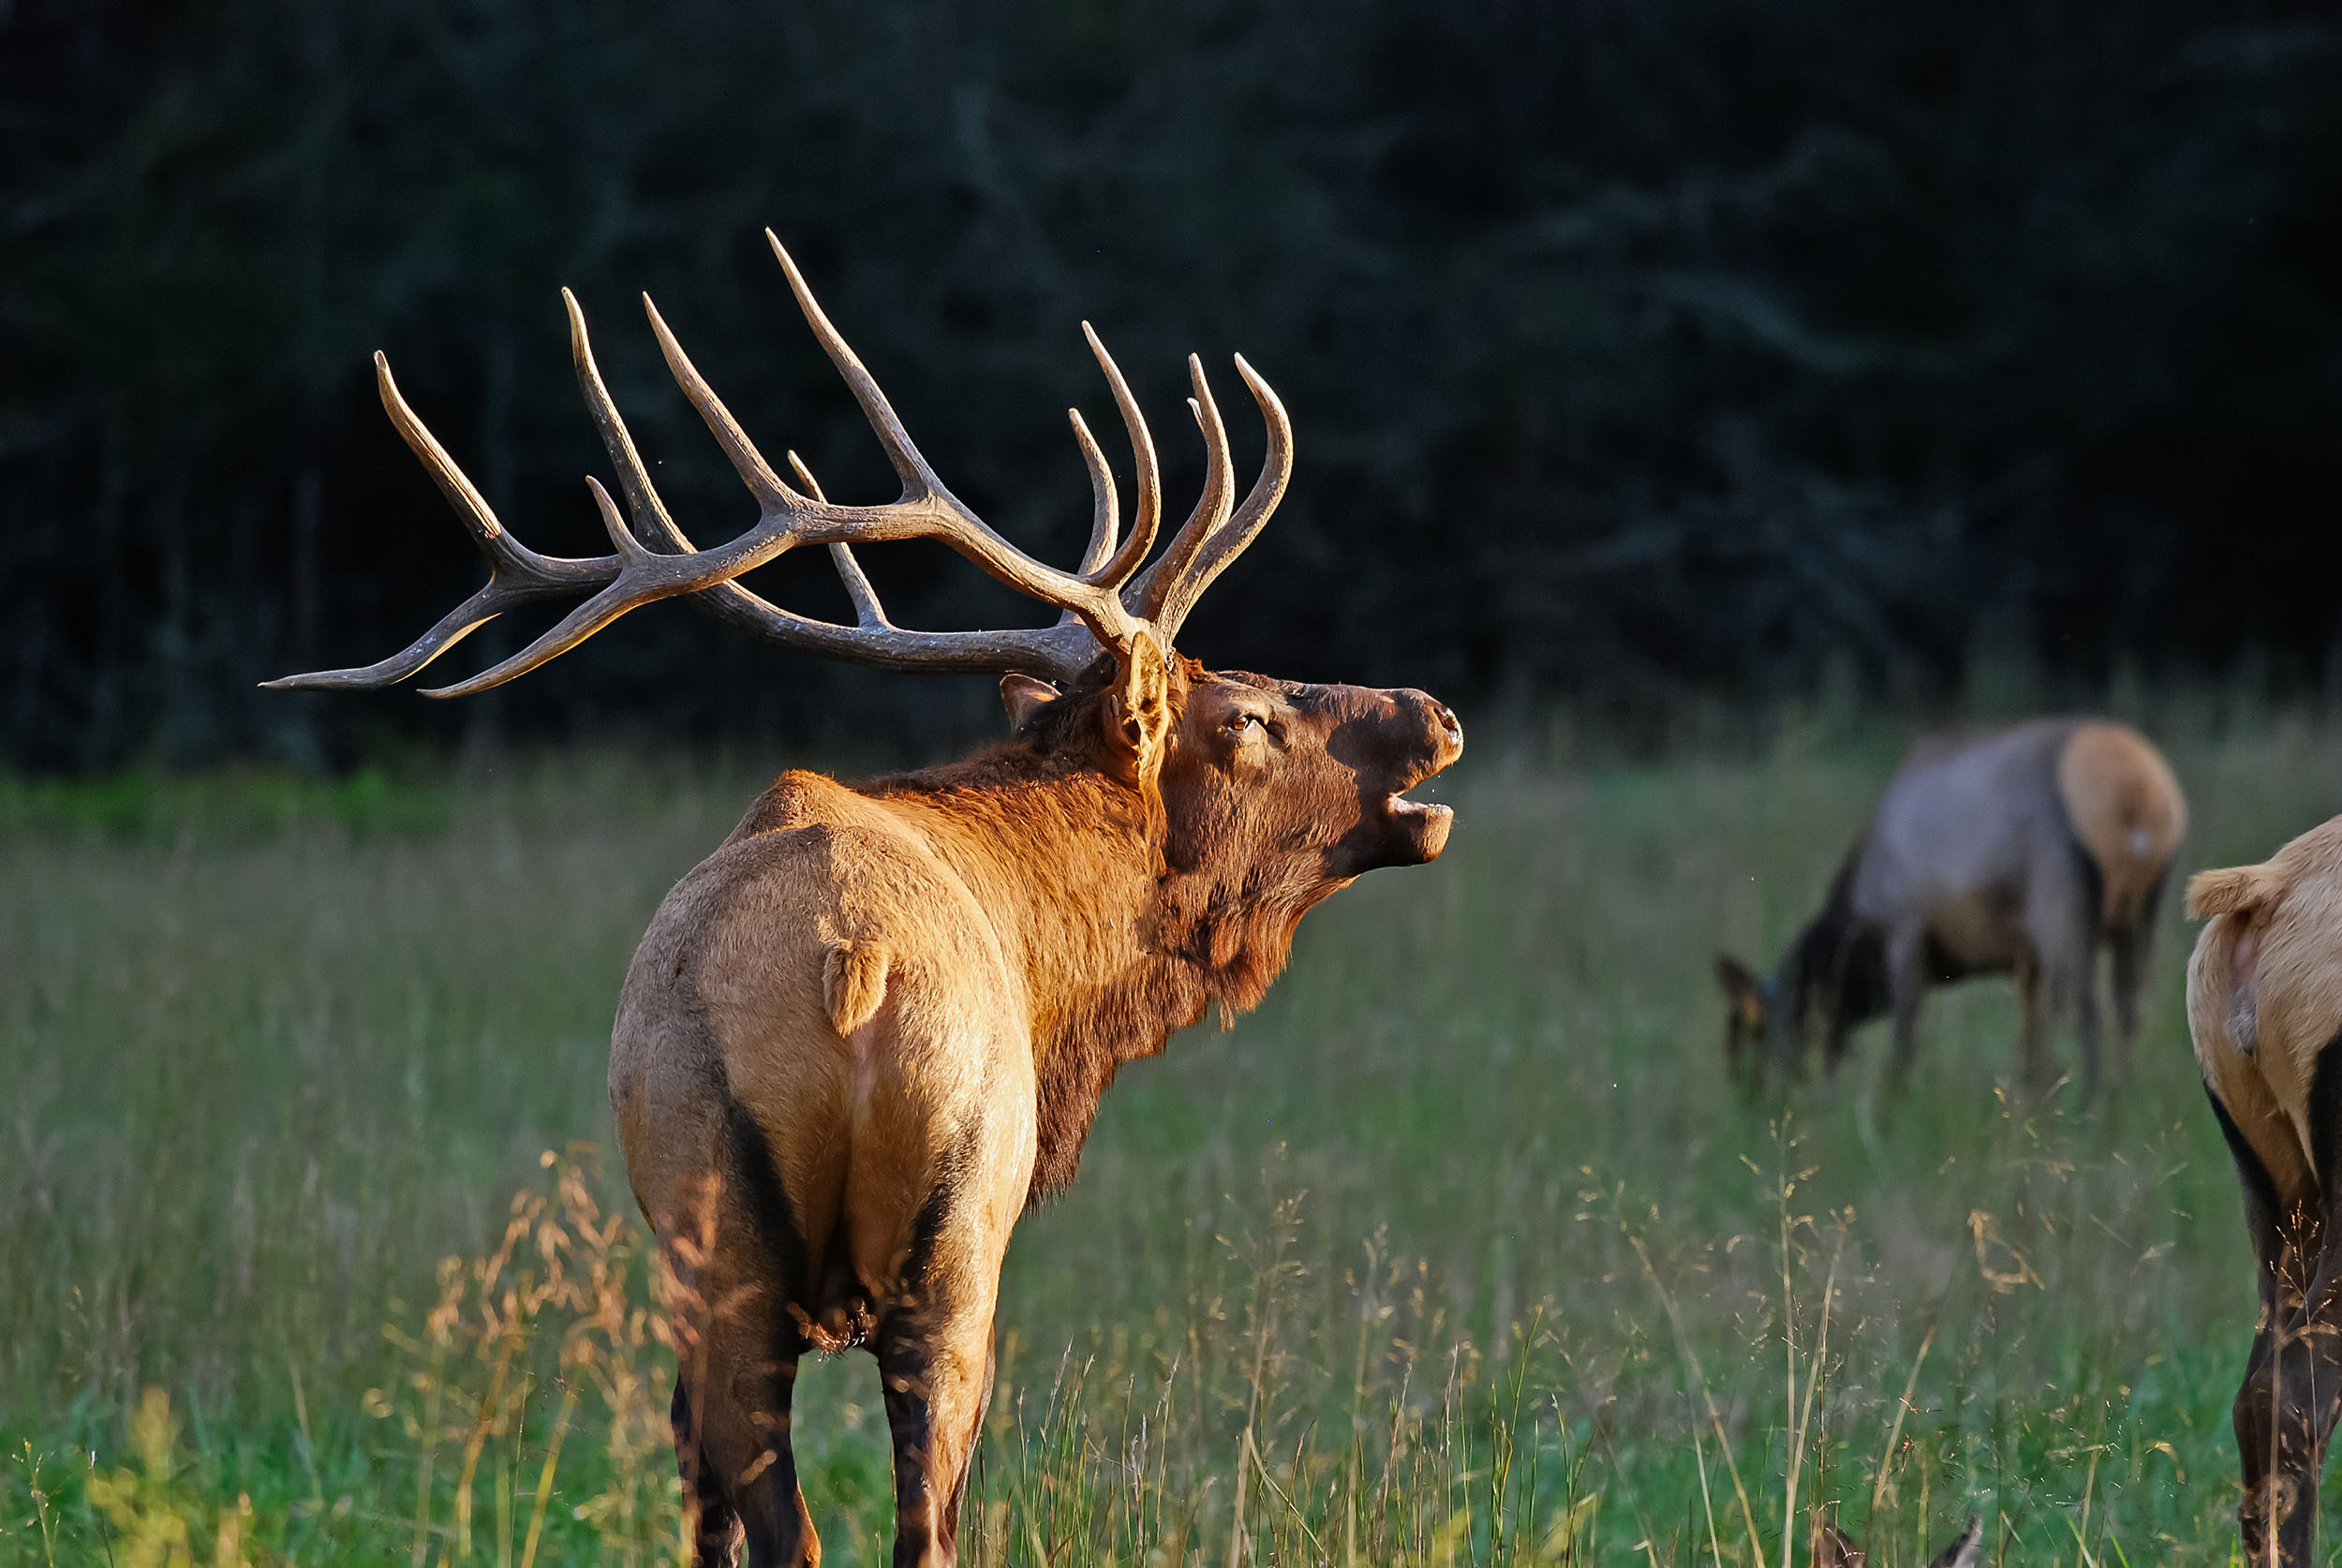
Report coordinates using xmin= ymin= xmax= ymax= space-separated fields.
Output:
xmin=2187 ymin=863 xmax=2285 ymax=920
xmin=823 ymin=941 xmax=891 ymax=1038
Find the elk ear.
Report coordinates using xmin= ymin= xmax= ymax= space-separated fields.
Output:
xmin=1000 ymin=674 xmax=1060 ymax=732
xmin=1102 ymin=630 xmax=1175 ymax=787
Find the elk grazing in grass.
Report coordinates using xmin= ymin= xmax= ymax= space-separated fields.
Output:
xmin=1716 ymin=717 xmax=2186 ymax=1094
xmin=269 ymin=232 xmax=1462 ymax=1567
xmin=2188 ymin=816 xmax=2342 ymax=1567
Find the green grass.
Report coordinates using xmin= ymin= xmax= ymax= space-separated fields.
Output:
xmin=5 ymin=708 xmax=2339 ymax=1565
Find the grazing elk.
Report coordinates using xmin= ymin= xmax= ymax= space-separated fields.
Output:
xmin=1716 ymin=717 xmax=2186 ymax=1093
xmin=1816 ymin=1513 xmax=1983 ymax=1568
xmin=2188 ymin=816 xmax=2342 ymax=1567
xmin=269 ymin=233 xmax=1462 ymax=1567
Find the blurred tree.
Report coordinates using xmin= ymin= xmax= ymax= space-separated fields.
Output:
xmin=2 ymin=0 xmax=2336 ymax=766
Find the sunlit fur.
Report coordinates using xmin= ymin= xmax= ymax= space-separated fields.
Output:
xmin=1718 ymin=717 xmax=2186 ymax=1091
xmin=607 ymin=650 xmax=1460 ymax=1567
xmin=2187 ymin=815 xmax=2342 ymax=1567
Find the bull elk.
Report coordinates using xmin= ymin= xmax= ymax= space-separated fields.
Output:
xmin=268 ymin=232 xmax=1462 ymax=1567
xmin=2187 ymin=816 xmax=2342 ymax=1566
xmin=1716 ymin=717 xmax=2186 ymax=1094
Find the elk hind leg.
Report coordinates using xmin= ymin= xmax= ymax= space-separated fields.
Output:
xmin=672 ymin=1275 xmax=820 ymax=1567
xmin=2211 ymin=1085 xmax=2307 ymax=1565
xmin=664 ymin=1121 xmax=825 ymax=1568
xmin=2108 ymin=871 xmax=2166 ymax=1080
xmin=874 ymin=1200 xmax=1007 ymax=1568
xmin=2242 ymin=1054 xmax=2342 ymax=1567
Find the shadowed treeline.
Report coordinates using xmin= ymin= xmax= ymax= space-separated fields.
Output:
xmin=5 ymin=0 xmax=2338 ymax=768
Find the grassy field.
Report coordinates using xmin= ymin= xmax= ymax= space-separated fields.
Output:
xmin=5 ymin=704 xmax=2341 ymax=1566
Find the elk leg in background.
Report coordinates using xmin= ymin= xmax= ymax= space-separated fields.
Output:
xmin=2110 ymin=921 xmax=2146 ymax=1079
xmin=2109 ymin=872 xmax=2166 ymax=1080
xmin=2071 ymin=956 xmax=2104 ymax=1099
xmin=2011 ymin=951 xmax=2053 ymax=1092
xmin=2027 ymin=862 xmax=2103 ymax=1096
xmin=1883 ymin=925 xmax=1927 ymax=1091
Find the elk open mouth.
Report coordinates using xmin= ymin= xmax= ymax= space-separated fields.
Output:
xmin=1378 ymin=761 xmax=1458 ymax=862
xmin=1385 ymin=787 xmax=1453 ymax=828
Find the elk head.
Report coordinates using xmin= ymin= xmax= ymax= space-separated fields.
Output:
xmin=1717 ymin=953 xmax=1788 ymax=1073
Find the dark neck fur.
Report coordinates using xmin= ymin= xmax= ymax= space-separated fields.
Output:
xmin=856 ymin=705 xmax=1308 ymax=1206
xmin=1774 ymin=849 xmax=1889 ymax=1037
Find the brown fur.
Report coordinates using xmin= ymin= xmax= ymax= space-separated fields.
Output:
xmin=2187 ymin=815 xmax=2342 ymax=1565
xmin=612 ymin=652 xmax=1461 ymax=1565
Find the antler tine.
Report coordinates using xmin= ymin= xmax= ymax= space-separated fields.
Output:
xmin=1146 ymin=353 xmax=1294 ymax=644
xmin=586 ymin=297 xmax=1050 ymax=669
xmin=1068 ymin=407 xmax=1119 ymax=579
xmin=259 ymin=353 xmax=618 ymax=690
xmin=788 ymin=452 xmax=891 ymax=630
xmin=767 ymin=230 xmax=943 ymax=503
xmin=1080 ymin=322 xmax=1159 ymax=586
xmin=643 ymin=293 xmax=800 ymax=515
xmin=570 ymin=288 xmax=693 ymax=555
xmin=1128 ymin=355 xmax=1235 ymax=623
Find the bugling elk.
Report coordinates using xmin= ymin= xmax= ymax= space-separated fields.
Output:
xmin=270 ymin=232 xmax=1462 ymax=1567
xmin=1716 ymin=717 xmax=2185 ymax=1093
xmin=2188 ymin=815 xmax=2342 ymax=1566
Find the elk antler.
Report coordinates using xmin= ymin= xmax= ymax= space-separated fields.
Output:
xmin=264 ymin=232 xmax=1292 ymax=696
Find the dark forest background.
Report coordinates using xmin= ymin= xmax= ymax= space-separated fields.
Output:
xmin=4 ymin=0 xmax=2337 ymax=770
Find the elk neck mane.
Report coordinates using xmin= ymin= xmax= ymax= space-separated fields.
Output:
xmin=741 ymin=669 xmax=1321 ymax=1203
xmin=1777 ymin=846 xmax=1889 ymax=1032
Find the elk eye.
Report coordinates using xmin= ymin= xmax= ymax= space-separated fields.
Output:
xmin=1224 ymin=713 xmax=1263 ymax=739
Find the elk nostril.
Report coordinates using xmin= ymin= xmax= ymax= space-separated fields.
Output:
xmin=1433 ymin=703 xmax=1461 ymax=746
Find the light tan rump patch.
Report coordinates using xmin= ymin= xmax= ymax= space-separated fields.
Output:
xmin=823 ymin=941 xmax=891 ymax=1039
xmin=2057 ymin=721 xmax=2186 ymax=925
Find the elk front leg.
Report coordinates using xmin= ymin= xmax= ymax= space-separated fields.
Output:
xmin=1882 ymin=925 xmax=1926 ymax=1092
xmin=2013 ymin=952 xmax=2053 ymax=1093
